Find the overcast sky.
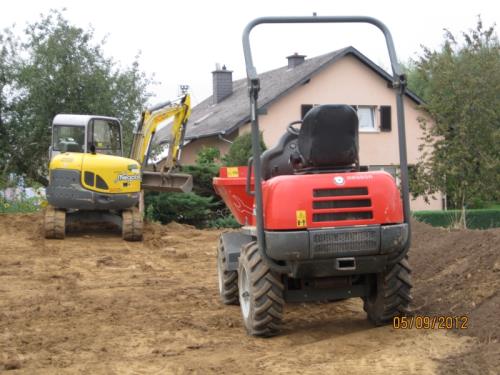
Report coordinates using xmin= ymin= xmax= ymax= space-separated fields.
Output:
xmin=1 ymin=0 xmax=499 ymax=105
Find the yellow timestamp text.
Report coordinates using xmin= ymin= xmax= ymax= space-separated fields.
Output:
xmin=393 ymin=315 xmax=468 ymax=330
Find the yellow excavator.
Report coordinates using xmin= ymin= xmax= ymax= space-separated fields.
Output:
xmin=44 ymin=94 xmax=192 ymax=241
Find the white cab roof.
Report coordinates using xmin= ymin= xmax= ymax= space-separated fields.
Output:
xmin=53 ymin=114 xmax=120 ymax=126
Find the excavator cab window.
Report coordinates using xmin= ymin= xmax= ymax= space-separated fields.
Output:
xmin=53 ymin=125 xmax=85 ymax=153
xmin=88 ymin=119 xmax=122 ymax=156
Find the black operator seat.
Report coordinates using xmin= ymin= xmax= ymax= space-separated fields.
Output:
xmin=292 ymin=105 xmax=359 ymax=173
xmin=260 ymin=131 xmax=298 ymax=180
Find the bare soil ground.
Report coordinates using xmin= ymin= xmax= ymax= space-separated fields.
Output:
xmin=0 ymin=213 xmax=499 ymax=374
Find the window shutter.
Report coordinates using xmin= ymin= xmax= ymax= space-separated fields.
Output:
xmin=380 ymin=106 xmax=391 ymax=132
xmin=301 ymin=104 xmax=313 ymax=119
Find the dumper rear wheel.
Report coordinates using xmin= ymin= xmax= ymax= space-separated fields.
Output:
xmin=238 ymin=242 xmax=284 ymax=337
xmin=217 ymin=236 xmax=239 ymax=305
xmin=363 ymin=256 xmax=413 ymax=325
xmin=122 ymin=207 xmax=143 ymax=241
xmin=44 ymin=205 xmax=66 ymax=239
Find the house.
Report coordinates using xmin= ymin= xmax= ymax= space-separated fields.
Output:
xmin=156 ymin=46 xmax=442 ymax=211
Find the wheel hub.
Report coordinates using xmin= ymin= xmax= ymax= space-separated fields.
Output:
xmin=217 ymin=250 xmax=224 ymax=295
xmin=239 ymin=266 xmax=251 ymax=319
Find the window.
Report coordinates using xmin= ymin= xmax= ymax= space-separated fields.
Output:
xmin=53 ymin=125 xmax=85 ymax=152
xmin=357 ymin=106 xmax=377 ymax=131
xmin=90 ymin=119 xmax=122 ymax=156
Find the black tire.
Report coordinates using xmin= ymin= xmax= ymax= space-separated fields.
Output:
xmin=363 ymin=256 xmax=413 ymax=325
xmin=217 ymin=236 xmax=239 ymax=305
xmin=44 ymin=205 xmax=66 ymax=239
xmin=122 ymin=207 xmax=143 ymax=241
xmin=238 ymin=242 xmax=284 ymax=337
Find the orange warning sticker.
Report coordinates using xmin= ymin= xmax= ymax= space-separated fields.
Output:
xmin=296 ymin=210 xmax=307 ymax=228
xmin=227 ymin=167 xmax=239 ymax=178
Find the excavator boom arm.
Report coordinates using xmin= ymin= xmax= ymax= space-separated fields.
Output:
xmin=129 ymin=93 xmax=193 ymax=193
xmin=130 ymin=94 xmax=191 ymax=169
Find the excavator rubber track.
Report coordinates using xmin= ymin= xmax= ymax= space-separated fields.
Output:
xmin=122 ymin=207 xmax=143 ymax=241
xmin=44 ymin=205 xmax=66 ymax=239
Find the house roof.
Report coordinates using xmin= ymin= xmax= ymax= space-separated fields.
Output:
xmin=155 ymin=46 xmax=423 ymax=144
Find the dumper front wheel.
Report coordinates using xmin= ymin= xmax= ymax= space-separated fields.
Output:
xmin=238 ymin=242 xmax=284 ymax=337
xmin=122 ymin=207 xmax=143 ymax=241
xmin=217 ymin=236 xmax=239 ymax=305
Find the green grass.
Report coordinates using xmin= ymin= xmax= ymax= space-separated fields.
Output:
xmin=0 ymin=196 xmax=42 ymax=214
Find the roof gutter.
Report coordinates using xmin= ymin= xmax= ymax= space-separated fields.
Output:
xmin=218 ymin=134 xmax=233 ymax=144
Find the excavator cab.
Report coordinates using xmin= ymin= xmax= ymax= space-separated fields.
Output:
xmin=50 ymin=115 xmax=123 ymax=159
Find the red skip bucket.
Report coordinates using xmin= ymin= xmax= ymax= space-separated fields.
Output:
xmin=213 ymin=167 xmax=255 ymax=226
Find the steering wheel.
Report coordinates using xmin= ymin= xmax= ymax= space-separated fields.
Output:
xmin=287 ymin=120 xmax=302 ymax=135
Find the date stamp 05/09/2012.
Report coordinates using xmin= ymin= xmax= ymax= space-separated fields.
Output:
xmin=393 ymin=315 xmax=469 ymax=330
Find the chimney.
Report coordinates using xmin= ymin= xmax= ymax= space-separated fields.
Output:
xmin=212 ymin=64 xmax=233 ymax=104
xmin=286 ymin=52 xmax=306 ymax=68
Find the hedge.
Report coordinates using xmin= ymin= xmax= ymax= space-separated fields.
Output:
xmin=145 ymin=192 xmax=215 ymax=227
xmin=412 ymin=209 xmax=500 ymax=229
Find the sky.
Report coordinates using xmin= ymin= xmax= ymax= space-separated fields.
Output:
xmin=1 ymin=0 xmax=499 ymax=106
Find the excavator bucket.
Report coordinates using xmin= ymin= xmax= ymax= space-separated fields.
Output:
xmin=141 ymin=171 xmax=193 ymax=193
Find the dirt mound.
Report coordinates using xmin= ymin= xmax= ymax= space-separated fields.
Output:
xmin=410 ymin=219 xmax=500 ymax=341
xmin=409 ymin=219 xmax=500 ymax=373
xmin=0 ymin=212 xmax=498 ymax=374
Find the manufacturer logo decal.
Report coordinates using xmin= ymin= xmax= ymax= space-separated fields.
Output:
xmin=334 ymin=176 xmax=345 ymax=185
xmin=347 ymin=174 xmax=374 ymax=180
xmin=117 ymin=174 xmax=141 ymax=182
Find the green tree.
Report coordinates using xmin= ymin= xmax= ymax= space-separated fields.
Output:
xmin=145 ymin=146 xmax=222 ymax=227
xmin=222 ymin=131 xmax=266 ymax=166
xmin=185 ymin=146 xmax=223 ymax=205
xmin=410 ymin=18 xmax=500 ymax=209
xmin=0 ymin=29 xmax=20 ymax=185
xmin=195 ymin=146 xmax=220 ymax=165
xmin=402 ymin=61 xmax=427 ymax=100
xmin=145 ymin=145 xmax=242 ymax=228
xmin=2 ymin=10 xmax=152 ymax=185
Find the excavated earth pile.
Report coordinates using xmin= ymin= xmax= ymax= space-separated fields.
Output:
xmin=410 ymin=220 xmax=500 ymax=374
xmin=0 ymin=213 xmax=498 ymax=374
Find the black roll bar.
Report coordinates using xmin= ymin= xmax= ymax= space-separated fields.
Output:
xmin=242 ymin=16 xmax=411 ymax=271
